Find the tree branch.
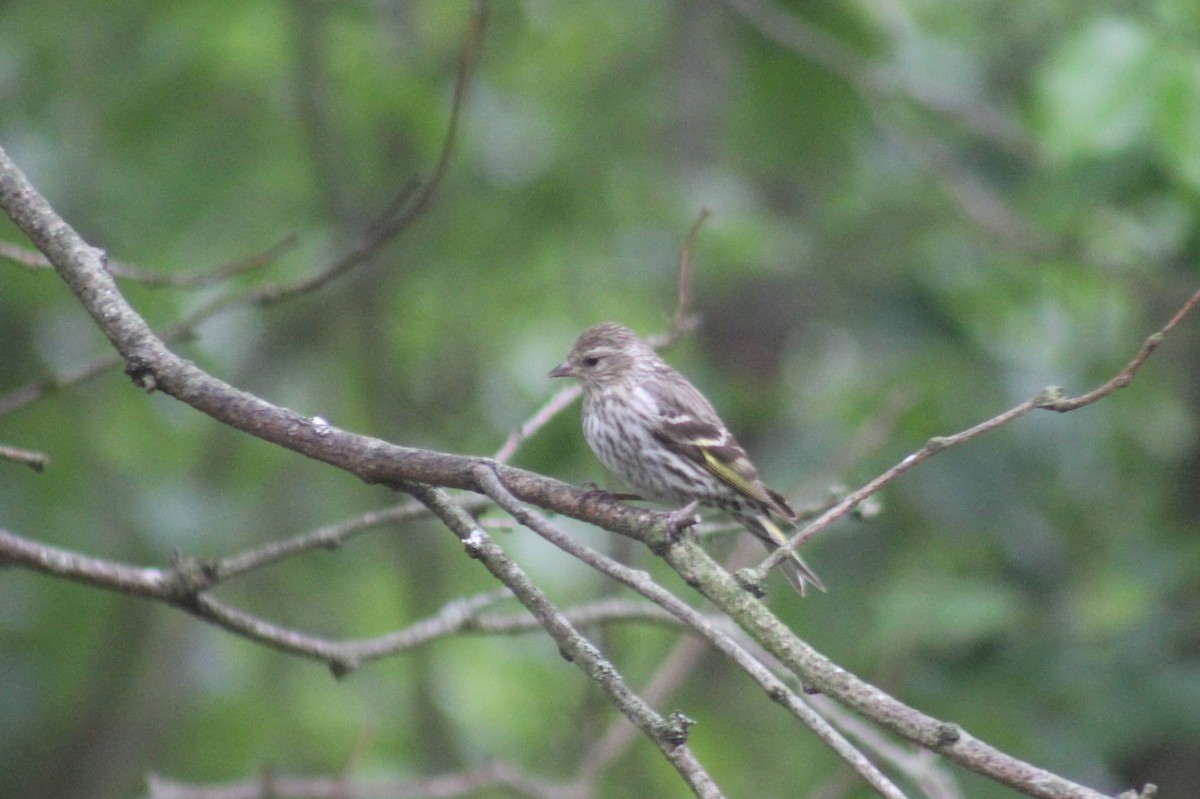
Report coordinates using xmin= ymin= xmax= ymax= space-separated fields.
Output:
xmin=0 ymin=526 xmax=680 ymax=675
xmin=403 ymin=480 xmax=724 ymax=799
xmin=650 ymin=526 xmax=1126 ymax=799
xmin=0 ymin=135 xmax=1169 ymax=796
xmin=496 ymin=205 xmax=709 ymax=465
xmin=758 ymin=286 xmax=1200 ymax=577
xmin=0 ymin=234 xmax=296 ymax=288
xmin=0 ymin=442 xmax=50 ymax=472
xmin=0 ymin=4 xmax=487 ymax=420
xmin=472 ymin=464 xmax=907 ymax=799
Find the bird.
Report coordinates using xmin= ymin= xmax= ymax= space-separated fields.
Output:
xmin=548 ymin=321 xmax=824 ymax=595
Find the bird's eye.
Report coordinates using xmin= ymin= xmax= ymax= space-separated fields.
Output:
xmin=582 ymin=356 xmax=600 ymax=368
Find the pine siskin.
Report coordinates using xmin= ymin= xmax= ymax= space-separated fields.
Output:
xmin=548 ymin=321 xmax=825 ymax=595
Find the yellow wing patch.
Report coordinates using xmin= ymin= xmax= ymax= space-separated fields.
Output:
xmin=700 ymin=446 xmax=770 ymax=504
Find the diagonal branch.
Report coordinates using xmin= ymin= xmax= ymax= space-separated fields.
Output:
xmin=758 ymin=286 xmax=1200 ymax=576
xmin=0 ymin=111 xmax=1170 ymax=799
xmin=472 ymin=464 xmax=907 ymax=799
xmin=0 ymin=442 xmax=50 ymax=472
xmin=497 ymin=206 xmax=709 ymax=464
xmin=650 ymin=521 xmax=1127 ymax=799
xmin=402 ymin=480 xmax=724 ymax=799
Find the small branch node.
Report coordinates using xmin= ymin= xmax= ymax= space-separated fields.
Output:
xmin=462 ymin=528 xmax=487 ymax=558
xmin=1033 ymin=385 xmax=1065 ymax=407
xmin=664 ymin=500 xmax=700 ymax=538
xmin=0 ymin=444 xmax=51 ymax=473
xmin=165 ymin=552 xmax=215 ymax=601
xmin=1116 ymin=785 xmax=1158 ymax=799
xmin=124 ymin=357 xmax=158 ymax=393
xmin=933 ymin=722 xmax=962 ymax=748
xmin=733 ymin=567 xmax=769 ymax=598
xmin=852 ymin=494 xmax=883 ymax=521
xmin=328 ymin=658 xmax=359 ymax=680
xmin=654 ymin=711 xmax=695 ymax=748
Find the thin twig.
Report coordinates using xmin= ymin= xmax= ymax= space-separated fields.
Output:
xmin=0 ymin=5 xmax=488 ymax=419
xmin=0 ymin=525 xmax=680 ymax=673
xmin=757 ymin=393 xmax=1045 ymax=576
xmin=810 ymin=695 xmax=961 ymax=799
xmin=0 ymin=442 xmax=50 ymax=472
xmin=759 ymin=286 xmax=1200 ymax=575
xmin=497 ymin=207 xmax=708 ymax=464
xmin=1044 ymin=287 xmax=1200 ymax=412
xmin=493 ymin=384 xmax=581 ymax=464
xmin=205 ymin=499 xmax=483 ymax=582
xmin=0 ymin=235 xmax=297 ymax=288
xmin=268 ymin=2 xmax=487 ymax=300
xmin=649 ymin=208 xmax=708 ymax=350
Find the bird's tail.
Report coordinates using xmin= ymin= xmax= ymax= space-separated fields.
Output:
xmin=740 ymin=512 xmax=826 ymax=597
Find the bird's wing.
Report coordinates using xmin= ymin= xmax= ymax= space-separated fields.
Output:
xmin=646 ymin=378 xmax=794 ymax=518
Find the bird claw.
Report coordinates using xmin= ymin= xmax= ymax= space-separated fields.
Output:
xmin=665 ymin=500 xmax=701 ymax=538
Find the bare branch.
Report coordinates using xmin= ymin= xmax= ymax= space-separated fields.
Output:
xmin=759 ymin=285 xmax=1200 ymax=577
xmin=493 ymin=383 xmax=581 ymax=464
xmin=266 ymin=1 xmax=488 ymax=301
xmin=0 ymin=5 xmax=488 ymax=419
xmin=497 ymin=207 xmax=708 ymax=465
xmin=650 ymin=520 xmax=1120 ymax=799
xmin=649 ymin=207 xmax=708 ymax=350
xmin=1043 ymin=287 xmax=1200 ymax=411
xmin=756 ymin=392 xmax=1045 ymax=578
xmin=472 ymin=464 xmax=907 ymax=799
xmin=0 ymin=527 xmax=168 ymax=597
xmin=205 ymin=500 xmax=471 ymax=582
xmin=404 ymin=480 xmax=724 ymax=799
xmin=0 ymin=235 xmax=296 ymax=287
xmin=0 ymin=103 xmax=1173 ymax=798
xmin=0 ymin=442 xmax=50 ymax=472
xmin=811 ymin=695 xmax=961 ymax=799
xmin=0 ymin=525 xmax=679 ymax=674
xmin=575 ymin=634 xmax=712 ymax=785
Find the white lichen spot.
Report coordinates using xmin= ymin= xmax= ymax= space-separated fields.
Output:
xmin=311 ymin=416 xmax=331 ymax=436
xmin=463 ymin=528 xmax=486 ymax=552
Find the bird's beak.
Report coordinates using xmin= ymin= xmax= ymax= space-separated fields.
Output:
xmin=547 ymin=361 xmax=575 ymax=379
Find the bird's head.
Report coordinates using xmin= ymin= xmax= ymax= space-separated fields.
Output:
xmin=548 ymin=322 xmax=653 ymax=390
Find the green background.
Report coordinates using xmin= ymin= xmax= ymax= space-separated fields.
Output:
xmin=2 ymin=2 xmax=1199 ymax=797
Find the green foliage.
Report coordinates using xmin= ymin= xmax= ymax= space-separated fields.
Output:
xmin=2 ymin=2 xmax=1199 ymax=798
